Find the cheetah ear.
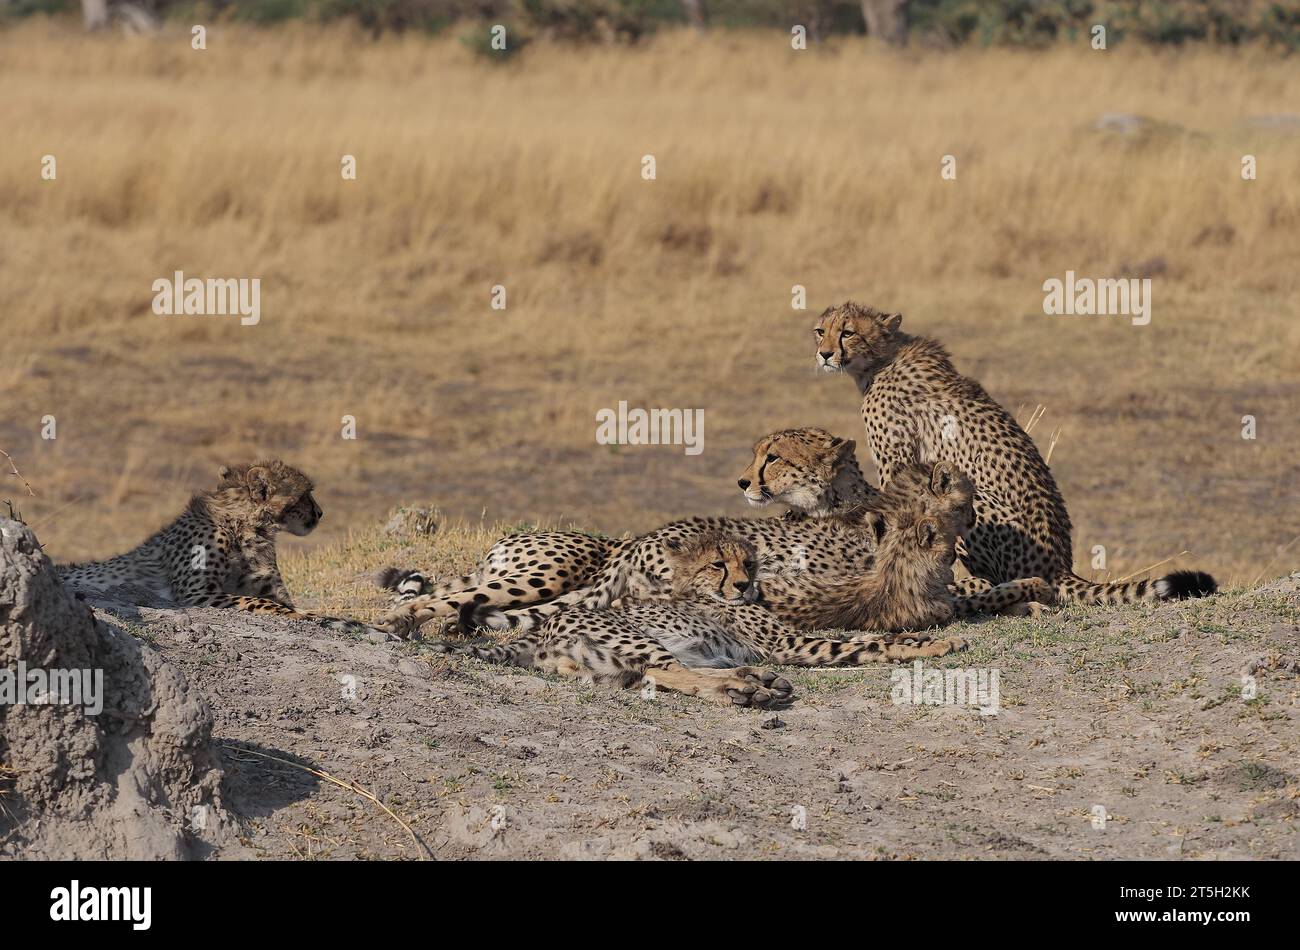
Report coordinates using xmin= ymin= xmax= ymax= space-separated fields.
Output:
xmin=917 ymin=518 xmax=938 ymax=549
xmin=879 ymin=312 xmax=903 ymax=332
xmin=245 ymin=465 xmax=274 ymax=502
xmin=864 ymin=510 xmax=888 ymax=546
xmin=930 ymin=461 xmax=956 ymax=496
xmin=218 ymin=465 xmax=232 ymax=481
xmin=831 ymin=437 xmax=857 ymax=462
xmin=663 ymin=537 xmax=685 ymax=555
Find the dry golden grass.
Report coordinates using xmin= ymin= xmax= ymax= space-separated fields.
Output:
xmin=3 ymin=20 xmax=1298 ymax=589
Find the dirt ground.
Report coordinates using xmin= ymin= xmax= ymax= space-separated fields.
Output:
xmin=88 ymin=570 xmax=1299 ymax=860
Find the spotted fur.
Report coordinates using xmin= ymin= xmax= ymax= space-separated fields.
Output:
xmin=814 ymin=301 xmax=1216 ymax=605
xmin=737 ymin=426 xmax=876 ymax=518
xmin=445 ymin=531 xmax=968 ymax=709
xmin=475 ymin=461 xmax=1050 ymax=636
xmin=58 ymin=460 xmax=385 ymax=637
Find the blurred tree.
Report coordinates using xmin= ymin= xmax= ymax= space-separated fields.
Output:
xmin=861 ymin=0 xmax=908 ymax=43
xmin=81 ymin=0 xmax=109 ymax=28
xmin=680 ymin=0 xmax=705 ymax=29
xmin=80 ymin=0 xmax=158 ymax=30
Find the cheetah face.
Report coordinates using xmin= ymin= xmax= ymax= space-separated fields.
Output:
xmin=279 ymin=490 xmax=323 ymax=536
xmin=883 ymin=507 xmax=959 ymax=583
xmin=814 ymin=302 xmax=903 ymax=374
xmin=920 ymin=461 xmax=976 ymax=539
xmin=219 ymin=460 xmax=321 ymax=535
xmin=881 ymin=461 xmax=976 ymax=540
xmin=914 ymin=515 xmax=959 ymax=563
xmin=667 ymin=534 xmax=761 ymax=605
xmin=737 ymin=428 xmax=856 ymax=510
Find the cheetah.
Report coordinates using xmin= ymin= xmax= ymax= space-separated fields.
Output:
xmin=378 ymin=507 xmax=888 ymax=639
xmin=376 ymin=429 xmax=1048 ymax=638
xmin=375 ymin=428 xmax=869 ymax=616
xmin=739 ymin=425 xmax=1034 ymax=604
xmin=447 ymin=531 xmax=968 ymax=709
xmin=58 ymin=460 xmax=385 ymax=637
xmin=375 ymin=530 xmax=631 ymax=621
xmin=375 ymin=480 xmax=883 ymax=639
xmin=476 ymin=460 xmax=1052 ymax=636
xmin=737 ymin=426 xmax=876 ymax=518
xmin=813 ymin=301 xmax=1217 ymax=605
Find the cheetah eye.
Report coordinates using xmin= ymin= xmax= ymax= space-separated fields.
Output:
xmin=842 ymin=330 xmax=856 ymax=338
xmin=712 ymin=560 xmax=726 ymax=569
xmin=813 ymin=327 xmax=824 ymax=336
xmin=765 ymin=453 xmax=779 ymax=463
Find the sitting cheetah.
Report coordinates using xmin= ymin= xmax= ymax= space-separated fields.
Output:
xmin=59 ymin=460 xmax=385 ymax=637
xmin=447 ymin=531 xmax=968 ymax=709
xmin=477 ymin=460 xmax=1052 ymax=636
xmin=813 ymin=301 xmax=1217 ymax=605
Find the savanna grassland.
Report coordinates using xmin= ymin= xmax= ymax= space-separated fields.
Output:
xmin=3 ymin=19 xmax=1299 ymax=606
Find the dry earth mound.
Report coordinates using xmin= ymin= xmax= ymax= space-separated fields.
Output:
xmin=0 ymin=518 xmax=227 ymax=859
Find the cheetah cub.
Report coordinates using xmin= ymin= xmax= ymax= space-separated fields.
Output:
xmin=814 ymin=301 xmax=1216 ymax=606
xmin=59 ymin=460 xmax=385 ymax=637
xmin=739 ymin=426 xmax=1045 ymax=610
xmin=449 ymin=531 xmax=967 ymax=710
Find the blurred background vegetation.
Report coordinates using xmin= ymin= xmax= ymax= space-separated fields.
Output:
xmin=5 ymin=0 xmax=1299 ymax=49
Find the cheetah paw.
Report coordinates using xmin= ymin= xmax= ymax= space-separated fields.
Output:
xmin=928 ymin=635 xmax=968 ymax=656
xmin=725 ymin=668 xmax=795 ymax=709
xmin=377 ymin=612 xmax=421 ymax=641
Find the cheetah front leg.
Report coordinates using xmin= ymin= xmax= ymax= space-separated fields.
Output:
xmin=180 ymin=592 xmax=396 ymax=639
xmin=545 ymin=627 xmax=792 ymax=708
xmin=645 ymin=663 xmax=795 ymax=708
xmin=701 ymin=603 xmax=968 ymax=666
xmin=235 ymin=564 xmax=295 ymax=606
xmin=459 ymin=615 xmax=793 ymax=708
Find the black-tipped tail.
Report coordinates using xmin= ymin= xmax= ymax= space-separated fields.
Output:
xmin=375 ymin=566 xmax=408 ymax=590
xmin=1156 ymin=570 xmax=1217 ymax=600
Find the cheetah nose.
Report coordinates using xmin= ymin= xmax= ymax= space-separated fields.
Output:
xmin=737 ymin=478 xmax=750 ymax=490
xmin=818 ymin=350 xmax=834 ymax=361
xmin=733 ymin=580 xmax=750 ymax=594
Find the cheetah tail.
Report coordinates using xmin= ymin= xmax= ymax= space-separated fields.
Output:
xmin=457 ymin=601 xmax=559 ymax=635
xmin=375 ymin=567 xmax=433 ymax=601
xmin=1055 ymin=570 xmax=1217 ymax=606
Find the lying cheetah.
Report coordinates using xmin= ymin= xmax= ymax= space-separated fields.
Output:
xmin=376 ymin=427 xmax=867 ymax=616
xmin=813 ymin=301 xmax=1216 ymax=605
xmin=377 ymin=491 xmax=880 ymax=639
xmin=737 ymin=425 xmax=1022 ymax=603
xmin=737 ymin=426 xmax=876 ymax=518
xmin=376 ymin=530 xmax=632 ymax=620
xmin=478 ymin=460 xmax=1051 ymax=636
xmin=376 ymin=428 xmax=1030 ymax=637
xmin=447 ymin=531 xmax=967 ymax=709
xmin=59 ymin=460 xmax=385 ymax=637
